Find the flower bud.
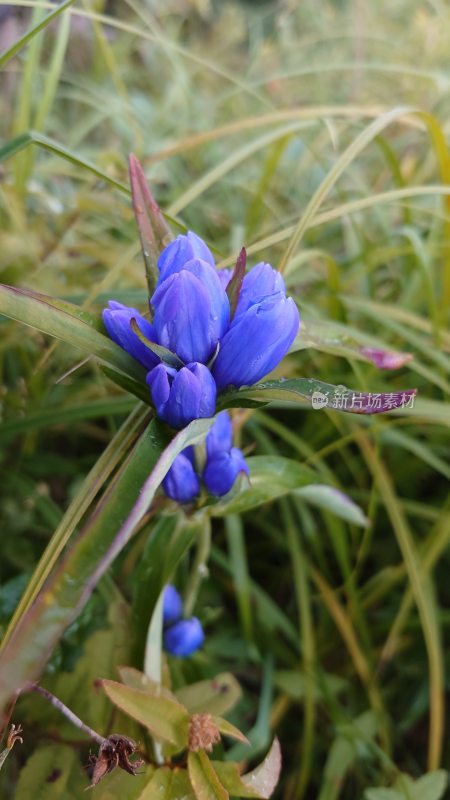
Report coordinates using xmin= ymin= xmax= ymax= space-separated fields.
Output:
xmin=163 ymin=451 xmax=200 ymax=503
xmin=157 ymin=232 xmax=215 ymax=282
xmin=164 ymin=617 xmax=204 ymax=657
xmin=146 ymin=362 xmax=217 ymax=429
xmin=234 ymin=262 xmax=286 ymax=317
xmin=203 ymin=446 xmax=249 ymax=496
xmin=162 ymin=585 xmax=183 ymax=626
xmin=213 ymin=293 xmax=299 ymax=390
xmin=102 ymin=301 xmax=159 ymax=371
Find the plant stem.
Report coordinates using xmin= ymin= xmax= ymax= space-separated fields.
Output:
xmin=184 ymin=515 xmax=211 ymax=617
xmin=26 ymin=683 xmax=105 ymax=746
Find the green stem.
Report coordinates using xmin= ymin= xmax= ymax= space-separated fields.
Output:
xmin=184 ymin=515 xmax=211 ymax=617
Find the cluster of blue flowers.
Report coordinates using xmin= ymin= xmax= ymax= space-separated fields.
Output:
xmin=162 ymin=585 xmax=204 ymax=657
xmin=103 ymin=232 xmax=299 ymax=430
xmin=163 ymin=410 xmax=248 ymax=503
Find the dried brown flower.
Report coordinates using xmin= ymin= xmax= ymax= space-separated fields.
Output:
xmin=88 ymin=734 xmax=144 ymax=788
xmin=188 ymin=714 xmax=221 ymax=752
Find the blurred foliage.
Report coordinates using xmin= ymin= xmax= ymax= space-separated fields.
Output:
xmin=0 ymin=0 xmax=450 ymax=797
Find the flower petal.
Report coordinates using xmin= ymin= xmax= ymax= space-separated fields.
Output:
xmin=235 ymin=262 xmax=286 ymax=317
xmin=203 ymin=447 xmax=249 ymax=496
xmin=152 ymin=271 xmax=214 ymax=364
xmin=163 ymin=452 xmax=200 ymax=503
xmin=162 ymin=585 xmax=184 ymax=626
xmin=102 ymin=301 xmax=159 ymax=370
xmin=158 ymin=231 xmax=215 ymax=282
xmin=206 ymin=411 xmax=233 ymax=458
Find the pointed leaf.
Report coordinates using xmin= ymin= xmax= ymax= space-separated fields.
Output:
xmin=212 ymin=716 xmax=249 ymax=745
xmin=296 ymin=485 xmax=369 ymax=526
xmin=137 ymin=767 xmax=195 ymax=800
xmin=188 ymin=751 xmax=229 ymax=800
xmin=101 ymin=679 xmax=189 ymax=748
xmin=212 ymin=763 xmax=261 ymax=799
xmin=210 ymin=456 xmax=318 ymax=516
xmin=175 ymin=674 xmax=242 ymax=717
xmin=226 ymin=247 xmax=247 ymax=319
xmin=130 ymin=317 xmax=184 ymax=368
xmin=129 ymin=154 xmax=173 ymax=296
xmin=241 ymin=739 xmax=282 ymax=799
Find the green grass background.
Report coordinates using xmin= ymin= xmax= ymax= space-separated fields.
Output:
xmin=0 ymin=0 xmax=450 ymax=797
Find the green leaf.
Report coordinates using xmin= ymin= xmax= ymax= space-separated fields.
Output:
xmin=91 ymin=765 xmax=155 ymax=800
xmin=0 ymin=284 xmax=146 ymax=384
xmin=210 ymin=456 xmax=318 ymax=516
xmin=0 ymin=0 xmax=77 ymax=68
xmin=14 ymin=744 xmax=86 ymax=799
xmin=211 ymin=763 xmax=261 ymax=798
xmin=212 ymin=716 xmax=249 ymax=745
xmin=0 ymin=131 xmax=128 ymax=194
xmin=0 ymin=417 xmax=215 ymax=707
xmin=218 ymin=378 xmax=417 ymax=416
xmin=130 ymin=317 xmax=184 ymax=368
xmin=365 ymin=771 xmax=449 ymax=800
xmin=128 ymin=154 xmax=173 ymax=296
xmin=101 ymin=679 xmax=189 ymax=749
xmin=136 ymin=767 xmax=195 ymax=800
xmin=188 ymin=751 xmax=229 ymax=800
xmin=295 ymin=485 xmax=369 ymax=526
xmin=239 ymin=739 xmax=282 ymax=799
xmin=175 ymin=674 xmax=242 ymax=717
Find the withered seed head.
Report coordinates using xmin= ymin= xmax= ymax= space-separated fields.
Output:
xmin=188 ymin=714 xmax=221 ymax=752
xmin=89 ymin=734 xmax=144 ymax=788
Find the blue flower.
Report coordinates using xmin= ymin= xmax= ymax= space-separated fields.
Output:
xmin=203 ymin=447 xmax=249 ymax=496
xmin=212 ymin=292 xmax=299 ymax=390
xmin=162 ymin=411 xmax=248 ymax=502
xmin=162 ymin=585 xmax=183 ymax=626
xmin=146 ymin=362 xmax=217 ymax=429
xmin=104 ymin=231 xmax=300 ymax=423
xmin=164 ymin=617 xmax=205 ymax=657
xmin=102 ymin=301 xmax=159 ymax=371
xmin=163 ymin=450 xmax=200 ymax=503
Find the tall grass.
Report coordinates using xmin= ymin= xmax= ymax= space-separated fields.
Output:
xmin=0 ymin=0 xmax=449 ymax=797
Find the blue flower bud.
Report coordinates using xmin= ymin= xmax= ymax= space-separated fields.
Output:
xmin=102 ymin=301 xmax=159 ymax=371
xmin=162 ymin=585 xmax=183 ymax=626
xmin=158 ymin=232 xmax=215 ymax=283
xmin=151 ymin=258 xmax=230 ymax=362
xmin=206 ymin=411 xmax=233 ymax=459
xmin=163 ymin=451 xmax=200 ymax=503
xmin=151 ymin=271 xmax=217 ymax=364
xmin=203 ymin=446 xmax=249 ymax=496
xmin=234 ymin=262 xmax=286 ymax=317
xmin=213 ymin=293 xmax=299 ymax=390
xmin=164 ymin=617 xmax=205 ymax=657
xmin=146 ymin=362 xmax=217 ymax=429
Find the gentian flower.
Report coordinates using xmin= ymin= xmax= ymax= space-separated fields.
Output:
xmin=162 ymin=411 xmax=248 ymax=502
xmin=203 ymin=447 xmax=249 ymax=496
xmin=162 ymin=585 xmax=183 ymax=626
xmin=162 ymin=449 xmax=200 ymax=503
xmin=162 ymin=583 xmax=205 ymax=657
xmin=103 ymin=231 xmax=299 ymax=427
xmin=164 ymin=617 xmax=204 ymax=657
xmin=146 ymin=362 xmax=216 ymax=429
